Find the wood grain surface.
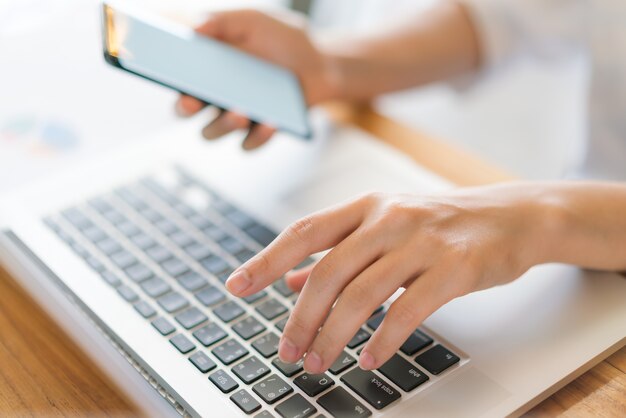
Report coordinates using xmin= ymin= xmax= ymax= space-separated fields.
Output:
xmin=0 ymin=107 xmax=624 ymax=417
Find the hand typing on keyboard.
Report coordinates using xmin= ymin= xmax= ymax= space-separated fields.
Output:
xmin=225 ymin=185 xmax=556 ymax=373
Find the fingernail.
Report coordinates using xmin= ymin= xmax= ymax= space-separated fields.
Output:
xmin=225 ymin=270 xmax=251 ymax=295
xmin=304 ymin=351 xmax=322 ymax=374
xmin=279 ymin=337 xmax=299 ymax=362
xmin=359 ymin=350 xmax=376 ymax=370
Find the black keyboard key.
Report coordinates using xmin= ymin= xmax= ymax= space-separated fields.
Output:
xmin=124 ymin=263 xmax=154 ymax=283
xmin=378 ymin=354 xmax=428 ymax=392
xmin=140 ymin=277 xmax=171 ymax=298
xmin=195 ymin=285 xmax=226 ymax=306
xmin=210 ymin=369 xmax=239 ymax=393
xmin=146 ymin=245 xmax=174 ymax=263
xmin=116 ymin=221 xmax=141 ymax=237
xmin=175 ymin=307 xmax=208 ymax=329
xmin=157 ymin=292 xmax=189 ymax=313
xmin=252 ymin=333 xmax=280 ymax=358
xmin=101 ymin=271 xmax=122 ymax=287
xmin=235 ymin=249 xmax=256 ymax=263
xmin=213 ymin=300 xmax=245 ymax=322
xmin=231 ymin=389 xmax=262 ymax=415
xmin=96 ymin=237 xmax=122 ymax=256
xmin=340 ymin=368 xmax=401 ymax=410
xmin=245 ymin=224 xmax=277 ymax=247
xmin=400 ymin=329 xmax=433 ymax=356
xmin=272 ymin=278 xmax=294 ymax=298
xmin=203 ymin=224 xmax=228 ymax=242
xmin=256 ymin=298 xmax=288 ymax=321
xmin=138 ymin=207 xmax=163 ymax=223
xmin=233 ymin=316 xmax=266 ymax=340
xmin=188 ymin=214 xmax=213 ymax=230
xmin=347 ymin=329 xmax=371 ymax=349
xmin=152 ymin=317 xmax=176 ymax=336
xmin=226 ymin=210 xmax=255 ymax=229
xmin=219 ymin=235 xmax=246 ymax=255
xmin=117 ymin=285 xmax=138 ymax=302
xmin=317 ymin=387 xmax=371 ymax=418
xmin=133 ymin=300 xmax=157 ymax=318
xmin=193 ymin=323 xmax=227 ymax=347
xmin=232 ymin=356 xmax=271 ymax=384
xmin=366 ymin=312 xmax=385 ymax=331
xmin=252 ymin=374 xmax=293 ymax=405
xmin=189 ymin=351 xmax=217 ymax=373
xmin=154 ymin=218 xmax=178 ymax=235
xmin=415 ymin=344 xmax=460 ymax=375
xmin=294 ymin=373 xmax=334 ymax=397
xmin=201 ymin=255 xmax=230 ymax=275
xmin=275 ymin=316 xmax=289 ymax=332
xmin=130 ymin=233 xmax=157 ymax=250
xmin=275 ymin=394 xmax=317 ymax=418
xmin=170 ymin=334 xmax=195 ymax=354
xmin=185 ymin=242 xmax=213 ymax=261
xmin=177 ymin=271 xmax=208 ymax=292
xmin=329 ymin=351 xmax=356 ymax=375
xmin=212 ymin=339 xmax=249 ymax=365
xmin=254 ymin=412 xmax=274 ymax=418
xmin=110 ymin=250 xmax=138 ymax=270
xmin=272 ymin=358 xmax=304 ymax=378
xmin=170 ymin=230 xmax=195 ymax=248
xmin=86 ymin=256 xmax=106 ymax=273
xmin=161 ymin=257 xmax=189 ymax=277
xmin=243 ymin=290 xmax=267 ymax=304
xmin=81 ymin=225 xmax=107 ymax=243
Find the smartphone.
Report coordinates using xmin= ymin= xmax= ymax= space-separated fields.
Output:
xmin=101 ymin=2 xmax=311 ymax=139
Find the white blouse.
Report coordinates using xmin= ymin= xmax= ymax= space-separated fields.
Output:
xmin=463 ymin=0 xmax=626 ymax=180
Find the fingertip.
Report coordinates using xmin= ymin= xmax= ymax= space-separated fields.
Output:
xmin=242 ymin=124 xmax=276 ymax=151
xmin=225 ymin=269 xmax=252 ymax=296
xmin=359 ymin=349 xmax=377 ymax=370
xmin=176 ymin=95 xmax=204 ymax=117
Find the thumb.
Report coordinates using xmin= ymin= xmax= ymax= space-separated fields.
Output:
xmin=194 ymin=9 xmax=261 ymax=44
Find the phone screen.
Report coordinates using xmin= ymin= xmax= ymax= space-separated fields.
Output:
xmin=102 ymin=3 xmax=311 ymax=138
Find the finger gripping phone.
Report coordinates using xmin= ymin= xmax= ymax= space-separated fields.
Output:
xmin=101 ymin=2 xmax=311 ymax=138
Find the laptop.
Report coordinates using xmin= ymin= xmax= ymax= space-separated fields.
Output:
xmin=1 ymin=119 xmax=625 ymax=418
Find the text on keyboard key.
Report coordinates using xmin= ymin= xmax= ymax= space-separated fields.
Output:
xmin=231 ymin=389 xmax=262 ymax=415
xmin=232 ymin=356 xmax=271 ymax=384
xmin=170 ymin=334 xmax=195 ymax=354
xmin=272 ymin=358 xmax=303 ymax=378
xmin=415 ymin=344 xmax=460 ymax=375
xmin=329 ymin=351 xmax=356 ymax=375
xmin=252 ymin=332 xmax=280 ymax=358
xmin=212 ymin=339 xmax=249 ymax=365
xmin=193 ymin=323 xmax=227 ymax=347
xmin=256 ymin=298 xmax=288 ymax=321
xmin=294 ymin=373 xmax=334 ymax=397
xmin=213 ymin=300 xmax=245 ymax=322
xmin=175 ymin=307 xmax=208 ymax=330
xmin=189 ymin=351 xmax=217 ymax=373
xmin=340 ymin=368 xmax=401 ymax=410
xmin=400 ymin=329 xmax=433 ymax=356
xmin=378 ymin=354 xmax=429 ymax=392
xmin=252 ymin=374 xmax=293 ymax=405
xmin=233 ymin=316 xmax=266 ymax=340
xmin=151 ymin=317 xmax=176 ymax=336
xmin=210 ymin=369 xmax=239 ymax=393
xmin=347 ymin=329 xmax=371 ymax=349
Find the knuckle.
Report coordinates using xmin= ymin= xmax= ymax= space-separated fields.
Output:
xmin=342 ymin=280 xmax=375 ymax=307
xmin=286 ymin=216 xmax=315 ymax=246
xmin=309 ymin=259 xmax=334 ymax=283
xmin=287 ymin=312 xmax=315 ymax=336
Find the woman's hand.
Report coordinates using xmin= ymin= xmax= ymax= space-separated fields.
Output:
xmin=225 ymin=184 xmax=558 ymax=373
xmin=175 ymin=9 xmax=338 ymax=150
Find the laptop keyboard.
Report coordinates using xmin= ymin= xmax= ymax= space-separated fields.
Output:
xmin=42 ymin=168 xmax=462 ymax=418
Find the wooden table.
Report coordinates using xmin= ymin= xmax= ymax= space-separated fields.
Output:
xmin=1 ymin=106 xmax=624 ymax=417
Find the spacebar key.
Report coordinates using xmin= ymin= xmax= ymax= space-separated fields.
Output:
xmin=340 ymin=368 xmax=401 ymax=410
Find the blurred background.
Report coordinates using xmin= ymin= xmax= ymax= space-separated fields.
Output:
xmin=0 ymin=0 xmax=587 ymax=192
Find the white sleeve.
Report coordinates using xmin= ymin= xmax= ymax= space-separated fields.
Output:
xmin=460 ymin=0 xmax=589 ymax=72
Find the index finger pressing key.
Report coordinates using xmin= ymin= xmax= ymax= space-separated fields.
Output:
xmin=225 ymin=197 xmax=369 ymax=297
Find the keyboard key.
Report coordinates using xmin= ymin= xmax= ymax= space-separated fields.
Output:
xmin=213 ymin=300 xmax=245 ymax=322
xmin=210 ymin=369 xmax=239 ymax=393
xmin=252 ymin=374 xmax=293 ymax=405
xmin=185 ymin=242 xmax=213 ymax=261
xmin=157 ymin=292 xmax=189 ymax=313
xmin=252 ymin=333 xmax=280 ymax=358
xmin=400 ymin=329 xmax=433 ymax=356
xmin=88 ymin=197 xmax=113 ymax=213
xmin=212 ymin=339 xmax=249 ymax=365
xmin=232 ymin=356 xmax=271 ymax=384
xmin=244 ymin=224 xmax=277 ymax=247
xmin=170 ymin=334 xmax=195 ymax=354
xmin=101 ymin=271 xmax=122 ymax=287
xmin=317 ymin=387 xmax=371 ymax=418
xmin=161 ymin=257 xmax=189 ymax=277
xmin=170 ymin=230 xmax=195 ymax=248
xmin=254 ymin=411 xmax=275 ymax=418
xmin=233 ymin=317 xmax=266 ymax=340
xmin=101 ymin=209 xmax=126 ymax=225
xmin=203 ymin=224 xmax=228 ymax=242
xmin=116 ymin=221 xmax=141 ymax=238
xmin=177 ymin=271 xmax=208 ymax=292
xmin=81 ymin=225 xmax=107 ymax=243
xmin=154 ymin=219 xmax=178 ymax=235
xmin=138 ymin=207 xmax=163 ymax=223
xmin=272 ymin=278 xmax=294 ymax=298
xmin=86 ymin=256 xmax=106 ymax=273
xmin=256 ymin=298 xmax=288 ymax=321
xmin=124 ymin=263 xmax=153 ymax=283
xmin=415 ymin=344 xmax=460 ymax=375
xmin=219 ymin=235 xmax=246 ymax=255
xmin=146 ymin=245 xmax=173 ymax=263
xmin=294 ymin=373 xmax=334 ymax=397
xmin=116 ymin=187 xmax=147 ymax=210
xmin=193 ymin=323 xmax=227 ymax=347
xmin=175 ymin=307 xmax=208 ymax=329
xmin=189 ymin=351 xmax=217 ymax=373
xmin=62 ymin=208 xmax=92 ymax=230
xmin=201 ymin=255 xmax=230 ymax=275
xmin=110 ymin=250 xmax=138 ymax=270
xmin=243 ymin=290 xmax=267 ymax=304
xmin=140 ymin=277 xmax=171 ymax=298
xmin=188 ymin=214 xmax=213 ymax=230
xmin=152 ymin=317 xmax=176 ymax=336
xmin=366 ymin=311 xmax=385 ymax=331
xmin=71 ymin=242 xmax=89 ymax=258
xmin=195 ymin=285 xmax=226 ymax=307
xmin=231 ymin=389 xmax=262 ymax=415
xmin=272 ymin=358 xmax=304 ymax=378
xmin=275 ymin=316 xmax=289 ymax=332
xmin=133 ymin=300 xmax=157 ymax=318
xmin=378 ymin=354 xmax=429 ymax=392
xmin=347 ymin=329 xmax=371 ymax=349
xmin=275 ymin=394 xmax=317 ymax=418
xmin=340 ymin=368 xmax=401 ymax=410
xmin=96 ymin=237 xmax=121 ymax=255
xmin=130 ymin=233 xmax=157 ymax=250
xmin=226 ymin=210 xmax=255 ymax=230
xmin=329 ymin=352 xmax=356 ymax=375
xmin=117 ymin=285 xmax=139 ymax=302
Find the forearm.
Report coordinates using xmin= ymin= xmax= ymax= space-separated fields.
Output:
xmin=318 ymin=1 xmax=482 ymax=102
xmin=530 ymin=182 xmax=626 ymax=272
